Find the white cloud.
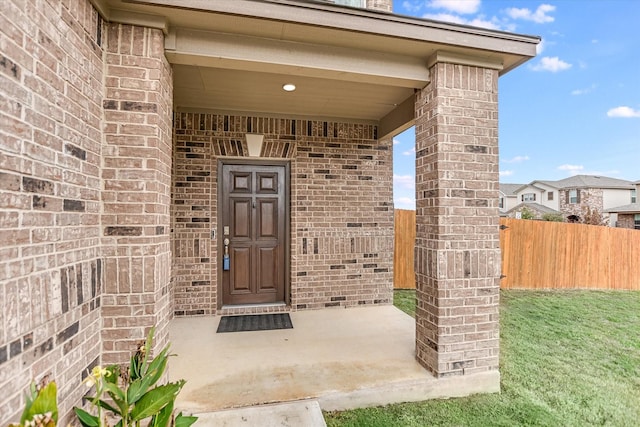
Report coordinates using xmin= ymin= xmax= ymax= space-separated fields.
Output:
xmin=393 ymin=138 xmax=401 ymax=145
xmin=394 ymin=197 xmax=416 ymax=210
xmin=423 ymin=12 xmax=466 ymax=25
xmin=467 ymin=16 xmax=501 ymax=30
xmin=394 ymin=174 xmax=415 ymax=190
xmin=557 ymin=164 xmax=584 ymax=175
xmin=571 ymin=84 xmax=596 ymax=96
xmin=607 ymin=106 xmax=640 ymax=118
xmin=502 ymin=155 xmax=530 ymax=163
xmin=536 ymin=38 xmax=545 ymax=54
xmin=402 ymin=1 xmax=422 ymax=14
xmin=530 ymin=56 xmax=572 ymax=72
xmin=506 ymin=4 xmax=555 ymax=23
xmin=402 ymin=147 xmax=416 ymax=156
xmin=428 ymin=0 xmax=480 ymax=14
xmin=500 ymin=170 xmax=514 ymax=177
xmin=424 ymin=13 xmax=501 ymax=30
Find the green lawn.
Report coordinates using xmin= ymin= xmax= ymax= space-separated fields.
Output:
xmin=324 ymin=289 xmax=640 ymax=426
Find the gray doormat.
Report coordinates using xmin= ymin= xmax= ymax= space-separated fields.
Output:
xmin=217 ymin=313 xmax=293 ymax=333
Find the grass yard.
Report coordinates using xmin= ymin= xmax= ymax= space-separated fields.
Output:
xmin=324 ymin=289 xmax=640 ymax=426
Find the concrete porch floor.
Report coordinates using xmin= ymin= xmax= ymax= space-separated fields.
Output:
xmin=169 ymin=305 xmax=500 ymax=416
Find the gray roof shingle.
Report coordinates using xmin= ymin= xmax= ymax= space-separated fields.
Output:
xmin=499 ymin=183 xmax=523 ymax=196
xmin=552 ymin=175 xmax=635 ymax=189
xmin=604 ymin=203 xmax=640 ymax=213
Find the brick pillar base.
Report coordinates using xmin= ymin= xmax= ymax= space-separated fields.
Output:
xmin=414 ymin=58 xmax=501 ymax=377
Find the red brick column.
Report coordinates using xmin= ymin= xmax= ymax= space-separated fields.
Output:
xmin=414 ymin=60 xmax=501 ymax=377
xmin=101 ymin=23 xmax=173 ymax=363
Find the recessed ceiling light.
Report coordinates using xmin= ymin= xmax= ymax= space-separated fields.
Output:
xmin=282 ymin=83 xmax=296 ymax=92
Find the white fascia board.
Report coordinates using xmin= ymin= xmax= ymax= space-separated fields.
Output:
xmin=127 ymin=0 xmax=539 ymax=56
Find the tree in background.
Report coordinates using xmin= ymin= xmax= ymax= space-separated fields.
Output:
xmin=581 ymin=206 xmax=608 ymax=226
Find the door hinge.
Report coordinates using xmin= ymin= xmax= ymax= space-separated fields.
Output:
xmin=499 ymin=224 xmax=509 ymax=230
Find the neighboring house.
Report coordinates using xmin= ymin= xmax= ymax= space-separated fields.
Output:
xmin=499 ymin=183 xmax=522 ymax=214
xmin=504 ymin=175 xmax=637 ymax=223
xmin=505 ymin=202 xmax=562 ymax=220
xmin=605 ymin=181 xmax=640 ymax=229
xmin=0 ymin=0 xmax=538 ymax=423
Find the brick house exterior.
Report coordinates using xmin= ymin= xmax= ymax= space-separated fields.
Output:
xmin=615 ymin=213 xmax=640 ymax=229
xmin=0 ymin=0 xmax=537 ymax=423
xmin=605 ymin=182 xmax=640 ymax=229
xmin=172 ymin=113 xmax=393 ymax=316
xmin=504 ymin=175 xmax=637 ymax=223
xmin=559 ymin=187 xmax=604 ymax=221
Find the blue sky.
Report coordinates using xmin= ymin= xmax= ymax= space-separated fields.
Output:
xmin=392 ymin=0 xmax=640 ymax=210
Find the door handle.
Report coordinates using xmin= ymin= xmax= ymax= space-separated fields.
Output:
xmin=223 ymin=238 xmax=230 ymax=270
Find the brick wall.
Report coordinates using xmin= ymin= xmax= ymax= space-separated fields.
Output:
xmin=414 ymin=62 xmax=501 ymax=377
xmin=367 ymin=0 xmax=393 ymax=12
xmin=172 ymin=113 xmax=393 ymax=315
xmin=101 ymin=23 xmax=173 ymax=364
xmin=559 ymin=188 xmax=603 ymax=219
xmin=292 ymin=124 xmax=394 ymax=310
xmin=0 ymin=0 xmax=104 ymax=423
xmin=616 ymin=213 xmax=637 ymax=229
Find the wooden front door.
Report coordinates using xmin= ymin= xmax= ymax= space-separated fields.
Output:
xmin=220 ymin=162 xmax=287 ymax=305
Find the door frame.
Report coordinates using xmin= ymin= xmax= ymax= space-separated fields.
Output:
xmin=216 ymin=158 xmax=291 ymax=309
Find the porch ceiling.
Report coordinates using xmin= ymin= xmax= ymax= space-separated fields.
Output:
xmin=94 ymin=0 xmax=539 ymax=132
xmin=171 ymin=66 xmax=415 ymax=122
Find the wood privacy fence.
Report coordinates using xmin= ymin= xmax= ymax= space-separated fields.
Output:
xmin=393 ymin=212 xmax=640 ymax=290
xmin=499 ymin=218 xmax=640 ymax=290
xmin=393 ymin=210 xmax=416 ymax=288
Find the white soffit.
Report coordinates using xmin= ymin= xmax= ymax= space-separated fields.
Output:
xmin=172 ymin=65 xmax=414 ymax=121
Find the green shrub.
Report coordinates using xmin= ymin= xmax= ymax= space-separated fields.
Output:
xmin=541 ymin=212 xmax=564 ymax=222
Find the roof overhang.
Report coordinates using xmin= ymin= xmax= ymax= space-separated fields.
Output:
xmin=92 ymin=0 xmax=539 ymax=137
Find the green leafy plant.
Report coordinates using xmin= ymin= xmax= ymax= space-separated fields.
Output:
xmin=520 ymin=206 xmax=535 ymax=220
xmin=541 ymin=212 xmax=564 ymax=222
xmin=74 ymin=328 xmax=197 ymax=427
xmin=9 ymin=382 xmax=58 ymax=427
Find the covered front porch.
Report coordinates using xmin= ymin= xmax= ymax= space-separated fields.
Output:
xmin=169 ymin=305 xmax=499 ymax=415
xmin=98 ymin=0 xmax=538 ymax=399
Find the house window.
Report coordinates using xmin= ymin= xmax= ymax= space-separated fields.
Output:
xmin=568 ymin=189 xmax=580 ymax=204
xmin=522 ymin=193 xmax=536 ymax=202
xmin=499 ymin=197 xmax=504 ymax=209
xmin=632 ymin=189 xmax=637 ymax=204
xmin=635 ymin=214 xmax=640 ymax=230
xmin=548 ymin=192 xmax=554 ymax=201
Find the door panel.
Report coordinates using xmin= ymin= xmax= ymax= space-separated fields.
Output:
xmin=231 ymin=199 xmax=251 ymax=238
xmin=257 ymin=246 xmax=278 ymax=291
xmin=221 ymin=163 xmax=287 ymax=305
xmin=230 ymin=246 xmax=251 ymax=293
xmin=258 ymin=199 xmax=277 ymax=238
